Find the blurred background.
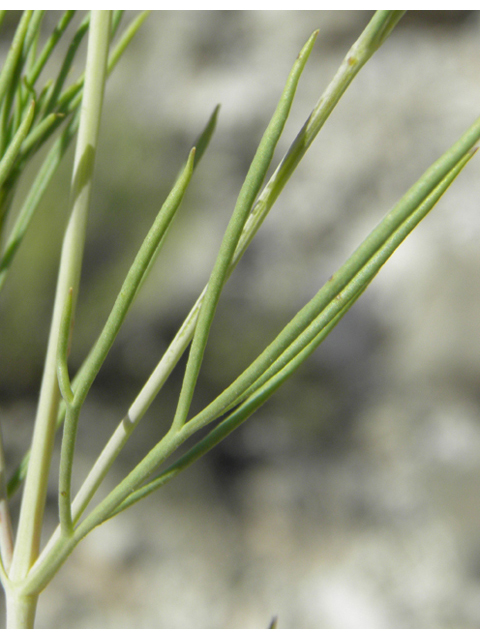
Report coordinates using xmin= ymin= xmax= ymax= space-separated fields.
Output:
xmin=1 ymin=10 xmax=480 ymax=628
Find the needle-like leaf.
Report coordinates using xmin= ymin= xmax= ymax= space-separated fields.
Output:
xmin=0 ymin=100 xmax=34 ymax=192
xmin=171 ymin=29 xmax=319 ymax=432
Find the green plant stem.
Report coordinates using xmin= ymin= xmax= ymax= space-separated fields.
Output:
xmin=57 ymin=288 xmax=76 ymax=535
xmin=7 ymin=12 xmax=111 ymax=620
xmin=65 ymin=300 xmax=197 ymax=527
xmin=5 ymin=591 xmax=36 ymax=629
xmin=23 ymin=428 xmax=186 ymax=597
xmin=57 ymin=11 xmax=149 ymax=119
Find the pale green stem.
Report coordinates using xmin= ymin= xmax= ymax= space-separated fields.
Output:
xmin=7 ymin=12 xmax=111 ymax=627
xmin=5 ymin=590 xmax=37 ymax=629
xmin=23 ymin=429 xmax=186 ymax=597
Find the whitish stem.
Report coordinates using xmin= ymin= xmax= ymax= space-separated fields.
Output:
xmin=5 ymin=590 xmax=37 ymax=629
xmin=7 ymin=11 xmax=111 ymax=627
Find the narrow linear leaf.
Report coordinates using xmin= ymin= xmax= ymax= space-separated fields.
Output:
xmin=29 ymin=79 xmax=52 ymax=115
xmin=111 ymin=10 xmax=124 ymax=37
xmin=25 ymin=11 xmax=76 ymax=88
xmin=363 ymin=10 xmax=405 ymax=52
xmin=19 ymin=112 xmax=64 ymax=158
xmin=0 ymin=110 xmax=80 ymax=293
xmin=57 ymin=288 xmax=76 ymax=535
xmin=12 ymin=11 xmax=44 ymax=128
xmin=23 ymin=11 xmax=45 ymax=61
xmin=0 ymin=11 xmax=32 ymax=109
xmin=0 ymin=100 xmax=34 ymax=192
xmin=171 ymin=29 xmax=319 ymax=431
xmin=41 ymin=13 xmax=90 ymax=118
xmin=106 ymin=11 xmax=149 ymax=75
xmin=231 ymin=12 xmax=406 ymax=274
xmin=7 ymin=11 xmax=112 ymax=586
xmin=192 ymin=104 xmax=220 ymax=169
xmin=0 ymin=417 xmax=14 ymax=575
xmin=217 ymin=149 xmax=477 ymax=420
xmin=137 ymin=105 xmax=220 ymax=299
xmin=73 ymin=148 xmax=196 ymax=407
xmin=0 ymin=12 xmax=33 ymax=157
xmin=57 ymin=288 xmax=75 ymax=407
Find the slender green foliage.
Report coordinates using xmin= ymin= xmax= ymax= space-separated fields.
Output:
xmin=0 ymin=12 xmax=32 ymax=115
xmin=25 ymin=11 xmax=76 ymax=89
xmin=0 ymin=9 xmax=478 ymax=629
xmin=0 ymin=100 xmax=34 ymax=191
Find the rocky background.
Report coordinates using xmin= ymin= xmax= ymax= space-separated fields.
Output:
xmin=1 ymin=10 xmax=480 ymax=628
